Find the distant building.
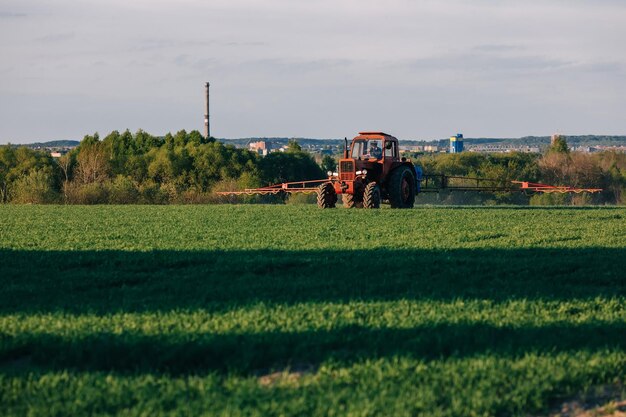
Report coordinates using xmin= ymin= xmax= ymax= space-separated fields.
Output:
xmin=400 ymin=145 xmax=424 ymax=152
xmin=49 ymin=149 xmax=69 ymax=158
xmin=249 ymin=141 xmax=269 ymax=156
xmin=467 ymin=144 xmax=541 ymax=153
xmin=450 ymin=134 xmax=464 ymax=153
xmin=249 ymin=141 xmax=266 ymax=151
xmin=590 ymin=145 xmax=626 ymax=153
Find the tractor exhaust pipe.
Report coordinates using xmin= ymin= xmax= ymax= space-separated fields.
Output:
xmin=344 ymin=137 xmax=348 ymax=159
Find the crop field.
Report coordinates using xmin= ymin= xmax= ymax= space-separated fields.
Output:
xmin=1 ymin=205 xmax=625 ymax=416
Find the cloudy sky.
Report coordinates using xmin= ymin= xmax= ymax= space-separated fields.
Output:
xmin=1 ymin=0 xmax=625 ymax=143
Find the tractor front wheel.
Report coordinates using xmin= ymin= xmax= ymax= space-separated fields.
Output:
xmin=342 ymin=193 xmax=364 ymax=208
xmin=317 ymin=183 xmax=337 ymax=208
xmin=363 ymin=182 xmax=381 ymax=209
xmin=388 ymin=166 xmax=416 ymax=208
xmin=343 ymin=182 xmax=364 ymax=208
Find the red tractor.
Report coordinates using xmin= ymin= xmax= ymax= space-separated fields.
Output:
xmin=317 ymin=132 xmax=421 ymax=209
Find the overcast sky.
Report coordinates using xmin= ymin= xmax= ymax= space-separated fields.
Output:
xmin=1 ymin=0 xmax=625 ymax=143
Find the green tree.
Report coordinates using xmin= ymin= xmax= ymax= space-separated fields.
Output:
xmin=549 ymin=135 xmax=570 ymax=154
xmin=107 ymin=175 xmax=140 ymax=204
xmin=103 ymin=130 xmax=132 ymax=175
xmin=321 ymin=155 xmax=337 ymax=173
xmin=55 ymin=152 xmax=76 ymax=201
xmin=0 ymin=146 xmax=59 ymax=203
xmin=0 ymin=146 xmax=16 ymax=203
xmin=75 ymin=136 xmax=110 ymax=184
xmin=134 ymin=129 xmax=164 ymax=153
xmin=187 ymin=130 xmax=212 ymax=145
xmin=11 ymin=169 xmax=59 ymax=204
xmin=259 ymin=151 xmax=324 ymax=184
xmin=286 ymin=139 xmax=302 ymax=153
xmin=174 ymin=130 xmax=189 ymax=147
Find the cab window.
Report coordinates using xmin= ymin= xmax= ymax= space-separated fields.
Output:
xmin=351 ymin=140 xmax=383 ymax=159
xmin=351 ymin=140 xmax=367 ymax=158
xmin=384 ymin=141 xmax=397 ymax=159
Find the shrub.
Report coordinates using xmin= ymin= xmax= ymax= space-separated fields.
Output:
xmin=286 ymin=192 xmax=317 ymax=205
xmin=209 ymin=176 xmax=275 ymax=204
xmin=159 ymin=182 xmax=181 ymax=203
xmin=529 ymin=193 xmax=571 ymax=206
xmin=179 ymin=188 xmax=214 ymax=204
xmin=10 ymin=169 xmax=59 ymax=204
xmin=65 ymin=182 xmax=109 ymax=204
xmin=138 ymin=180 xmax=169 ymax=204
xmin=107 ymin=176 xmax=140 ymax=204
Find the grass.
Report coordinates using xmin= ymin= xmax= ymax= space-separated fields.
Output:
xmin=1 ymin=205 xmax=625 ymax=416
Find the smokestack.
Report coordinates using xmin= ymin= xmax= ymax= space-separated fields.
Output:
xmin=204 ymin=82 xmax=210 ymax=139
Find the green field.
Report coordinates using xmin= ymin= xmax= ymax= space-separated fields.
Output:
xmin=1 ymin=205 xmax=625 ymax=416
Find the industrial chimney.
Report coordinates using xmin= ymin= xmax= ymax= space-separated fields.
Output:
xmin=204 ymin=82 xmax=210 ymax=139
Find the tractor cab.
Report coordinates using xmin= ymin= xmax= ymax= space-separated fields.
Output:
xmin=341 ymin=132 xmax=400 ymax=184
xmin=350 ymin=132 xmax=399 ymax=162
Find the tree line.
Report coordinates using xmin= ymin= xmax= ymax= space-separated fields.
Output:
xmin=0 ymin=130 xmax=324 ymax=204
xmin=415 ymin=136 xmax=626 ymax=205
xmin=1 ymin=132 xmax=626 ymax=205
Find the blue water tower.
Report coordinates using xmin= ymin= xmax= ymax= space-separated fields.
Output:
xmin=450 ymin=134 xmax=463 ymax=153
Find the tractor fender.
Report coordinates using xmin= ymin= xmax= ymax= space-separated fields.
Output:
xmin=413 ymin=165 xmax=423 ymax=193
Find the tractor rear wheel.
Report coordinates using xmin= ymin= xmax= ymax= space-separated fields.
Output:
xmin=388 ymin=166 xmax=416 ymax=208
xmin=317 ymin=183 xmax=337 ymax=208
xmin=363 ymin=182 xmax=381 ymax=209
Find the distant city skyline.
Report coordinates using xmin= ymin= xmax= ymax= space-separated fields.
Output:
xmin=1 ymin=0 xmax=625 ymax=144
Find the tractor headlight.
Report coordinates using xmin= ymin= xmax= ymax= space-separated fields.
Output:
xmin=362 ymin=169 xmax=368 ymax=175
xmin=327 ymin=171 xmax=333 ymax=177
xmin=333 ymin=172 xmax=338 ymax=177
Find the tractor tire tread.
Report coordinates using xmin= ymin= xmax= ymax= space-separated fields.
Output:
xmin=317 ymin=183 xmax=337 ymax=208
xmin=343 ymin=192 xmax=363 ymax=208
xmin=363 ymin=182 xmax=381 ymax=209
